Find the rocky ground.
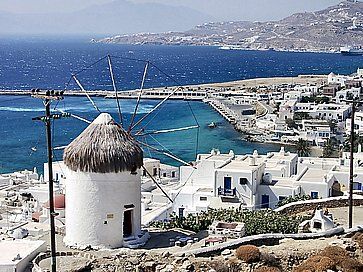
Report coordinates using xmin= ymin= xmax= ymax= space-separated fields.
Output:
xmin=82 ymin=232 xmax=363 ymax=272
xmin=39 ymin=206 xmax=363 ymax=272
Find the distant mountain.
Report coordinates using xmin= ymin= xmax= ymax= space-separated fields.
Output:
xmin=98 ymin=1 xmax=363 ymax=52
xmin=0 ymin=0 xmax=214 ymax=35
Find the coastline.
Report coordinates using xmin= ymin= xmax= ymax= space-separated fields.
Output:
xmin=0 ymin=74 xmax=327 ymax=156
xmin=0 ymin=74 xmax=327 ymax=97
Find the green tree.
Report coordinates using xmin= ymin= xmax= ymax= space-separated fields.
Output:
xmin=328 ymin=120 xmax=337 ymax=133
xmin=296 ymin=138 xmax=311 ymax=157
xmin=343 ymin=133 xmax=363 ymax=152
xmin=322 ymin=139 xmax=335 ymax=158
xmin=285 ymin=118 xmax=298 ymax=129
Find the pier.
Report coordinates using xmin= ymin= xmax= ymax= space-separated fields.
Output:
xmin=0 ymin=89 xmax=207 ymax=101
xmin=205 ymin=98 xmax=237 ymax=124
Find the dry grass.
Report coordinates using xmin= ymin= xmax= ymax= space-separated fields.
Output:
xmin=294 ymin=246 xmax=363 ymax=272
xmin=64 ymin=113 xmax=143 ymax=173
xmin=293 ymin=255 xmax=335 ymax=272
xmin=235 ymin=245 xmax=261 ymax=263
xmin=352 ymin=232 xmax=363 ymax=250
xmin=208 ymin=260 xmax=229 ymax=272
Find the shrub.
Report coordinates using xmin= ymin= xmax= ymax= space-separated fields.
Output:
xmin=260 ymin=252 xmax=280 ymax=268
xmin=208 ymin=260 xmax=229 ymax=272
xmin=235 ymin=245 xmax=260 ymax=263
xmin=255 ymin=266 xmax=281 ymax=272
xmin=275 ymin=195 xmax=311 ymax=208
xmin=294 ymin=246 xmax=363 ymax=272
xmin=319 ymin=245 xmax=363 ymax=271
xmin=150 ymin=207 xmax=307 ymax=235
xmin=352 ymin=232 xmax=363 ymax=250
xmin=339 ymin=258 xmax=363 ymax=272
xmin=319 ymin=246 xmax=349 ymax=266
xmin=293 ymin=255 xmax=335 ymax=272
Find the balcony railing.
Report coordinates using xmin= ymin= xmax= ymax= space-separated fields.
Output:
xmin=218 ymin=187 xmax=237 ymax=197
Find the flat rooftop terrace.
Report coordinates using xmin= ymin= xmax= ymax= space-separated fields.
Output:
xmin=298 ymin=168 xmax=328 ymax=182
xmin=0 ymin=239 xmax=45 ymax=266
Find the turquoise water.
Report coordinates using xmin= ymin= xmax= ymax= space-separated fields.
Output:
xmin=0 ymin=37 xmax=362 ymax=173
xmin=0 ymin=95 xmax=280 ymax=173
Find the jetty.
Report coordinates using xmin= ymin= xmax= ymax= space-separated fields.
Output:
xmin=0 ymin=89 xmax=207 ymax=100
xmin=205 ymin=98 xmax=237 ymax=124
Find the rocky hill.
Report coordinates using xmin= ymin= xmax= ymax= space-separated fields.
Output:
xmin=97 ymin=1 xmax=363 ymax=52
xmin=0 ymin=0 xmax=213 ymax=35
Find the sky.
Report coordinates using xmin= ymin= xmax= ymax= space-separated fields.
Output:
xmin=0 ymin=0 xmax=343 ymax=21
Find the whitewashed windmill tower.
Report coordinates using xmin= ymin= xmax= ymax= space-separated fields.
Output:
xmin=63 ymin=112 xmax=144 ymax=249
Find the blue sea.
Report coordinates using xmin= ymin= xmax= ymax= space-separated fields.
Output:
xmin=0 ymin=37 xmax=362 ymax=173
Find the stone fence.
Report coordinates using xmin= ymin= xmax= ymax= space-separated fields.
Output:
xmin=32 ymin=251 xmax=96 ymax=272
xmin=180 ymin=227 xmax=345 ymax=257
xmin=274 ymin=195 xmax=363 ymax=215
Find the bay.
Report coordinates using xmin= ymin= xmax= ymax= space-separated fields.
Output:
xmin=0 ymin=37 xmax=362 ymax=173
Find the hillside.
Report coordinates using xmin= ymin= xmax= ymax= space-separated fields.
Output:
xmin=98 ymin=1 xmax=363 ymax=52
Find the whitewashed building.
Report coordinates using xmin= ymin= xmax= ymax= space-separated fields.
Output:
xmin=299 ymin=120 xmax=331 ymax=146
xmin=171 ymin=147 xmax=363 ymax=215
xmin=295 ymin=103 xmax=351 ymax=122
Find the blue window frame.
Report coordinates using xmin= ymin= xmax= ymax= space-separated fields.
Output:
xmin=311 ymin=191 xmax=319 ymax=199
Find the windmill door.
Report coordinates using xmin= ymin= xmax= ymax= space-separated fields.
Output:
xmin=123 ymin=210 xmax=133 ymax=237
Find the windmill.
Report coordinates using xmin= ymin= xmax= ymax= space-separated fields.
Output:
xmin=54 ymin=54 xmax=200 ymax=186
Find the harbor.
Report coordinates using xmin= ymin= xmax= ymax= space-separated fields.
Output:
xmin=0 ymin=75 xmax=327 ymax=143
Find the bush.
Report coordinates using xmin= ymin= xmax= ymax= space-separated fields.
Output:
xmin=339 ymin=259 xmax=363 ymax=272
xmin=294 ymin=246 xmax=363 ymax=272
xmin=208 ymin=260 xmax=229 ymax=272
xmin=260 ymin=252 xmax=280 ymax=268
xmin=255 ymin=266 xmax=281 ymax=272
xmin=293 ymin=255 xmax=335 ymax=272
xmin=352 ymin=232 xmax=363 ymax=250
xmin=235 ymin=245 xmax=260 ymax=263
xmin=150 ymin=207 xmax=307 ymax=235
xmin=275 ymin=195 xmax=311 ymax=208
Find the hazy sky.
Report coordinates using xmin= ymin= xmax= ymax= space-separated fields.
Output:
xmin=0 ymin=0 xmax=343 ymax=21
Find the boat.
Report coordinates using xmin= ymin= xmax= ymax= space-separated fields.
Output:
xmin=31 ymin=147 xmax=37 ymax=152
xmin=340 ymin=46 xmax=363 ymax=56
xmin=218 ymin=46 xmax=244 ymax=50
xmin=208 ymin=122 xmax=217 ymax=128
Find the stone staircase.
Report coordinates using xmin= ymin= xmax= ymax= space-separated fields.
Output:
xmin=123 ymin=230 xmax=150 ymax=249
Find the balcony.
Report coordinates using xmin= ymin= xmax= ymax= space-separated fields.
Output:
xmin=218 ymin=187 xmax=237 ymax=197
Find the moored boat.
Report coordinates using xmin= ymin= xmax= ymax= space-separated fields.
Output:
xmin=340 ymin=46 xmax=363 ymax=56
xmin=208 ymin=122 xmax=217 ymax=128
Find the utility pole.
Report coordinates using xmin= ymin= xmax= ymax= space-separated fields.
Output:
xmin=346 ymin=99 xmax=362 ymax=228
xmin=32 ymin=89 xmax=66 ymax=272
xmin=349 ymin=101 xmax=355 ymax=229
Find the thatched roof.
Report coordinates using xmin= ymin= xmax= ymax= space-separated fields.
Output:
xmin=63 ymin=113 xmax=143 ymax=173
